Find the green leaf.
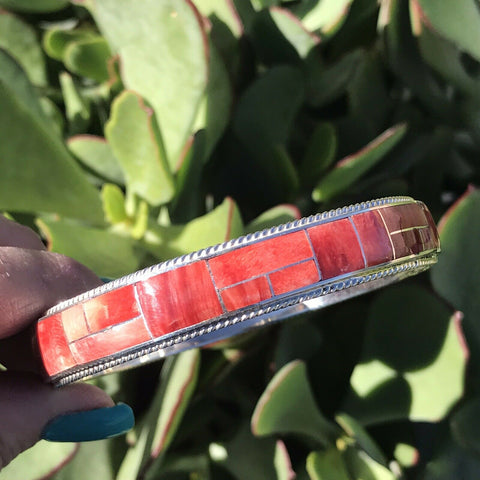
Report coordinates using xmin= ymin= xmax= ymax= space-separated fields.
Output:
xmin=251 ymin=360 xmax=339 ymax=446
xmin=117 ymin=350 xmax=200 ymax=480
xmin=381 ymin=0 xmax=453 ymax=119
xmin=306 ymin=449 xmax=350 ymax=480
xmin=274 ymin=441 xmax=296 ymax=480
xmin=43 ymin=28 xmax=95 ymax=61
xmin=335 ymin=413 xmax=387 ymax=466
xmin=312 ymin=123 xmax=407 ymax=202
xmin=0 ymin=80 xmax=103 ymax=222
xmin=37 ymin=218 xmax=141 ymax=278
xmin=59 ymin=71 xmax=90 ymax=135
xmin=0 ymin=441 xmax=77 ymax=480
xmin=194 ymin=0 xmax=243 ymax=37
xmin=343 ymin=285 xmax=467 ymax=425
xmin=300 ymin=122 xmax=337 ymax=188
xmin=101 ymin=184 xmax=127 ymax=224
xmin=48 ymin=441 xmax=116 ymax=480
xmin=0 ymin=11 xmax=47 ymax=86
xmin=431 ymin=187 xmax=480 ymax=375
xmin=67 ymin=135 xmax=125 ymax=185
xmin=422 ymin=435 xmax=480 ymax=480
xmin=105 ymin=91 xmax=175 ymax=206
xmin=191 ymin=41 xmax=232 ymax=163
xmin=292 ymin=0 xmax=354 ymax=36
xmin=344 ymin=447 xmax=396 ymax=480
xmin=269 ymin=7 xmax=321 ymax=58
xmin=413 ymin=0 xmax=480 ymax=62
xmin=144 ymin=197 xmax=243 ymax=260
xmin=418 ymin=26 xmax=480 ymax=101
xmin=307 ymin=49 xmax=365 ymax=108
xmin=0 ymin=0 xmax=68 ymax=12
xmin=0 ymin=49 xmax=47 ymax=123
xmin=64 ymin=37 xmax=111 ymax=83
xmin=233 ymin=66 xmax=304 ymax=198
xmin=210 ymin=423 xmax=278 ymax=480
xmin=245 ymin=204 xmax=300 ymax=234
xmin=451 ymin=397 xmax=480 ymax=454
xmin=90 ymin=0 xmax=209 ymax=169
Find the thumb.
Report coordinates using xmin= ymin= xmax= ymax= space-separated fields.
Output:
xmin=0 ymin=372 xmax=134 ymax=469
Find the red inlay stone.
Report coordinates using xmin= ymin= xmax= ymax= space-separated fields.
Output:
xmin=137 ymin=261 xmax=223 ymax=338
xmin=352 ymin=211 xmax=393 ymax=266
xmin=221 ymin=276 xmax=272 ymax=311
xmin=419 ymin=226 xmax=436 ymax=251
xmin=270 ymin=260 xmax=320 ymax=296
xmin=307 ymin=219 xmax=365 ymax=279
xmin=84 ymin=285 xmax=140 ymax=333
xmin=420 ymin=203 xmax=440 ymax=248
xmin=390 ymin=229 xmax=424 ymax=257
xmin=37 ymin=314 xmax=76 ymax=376
xmin=380 ymin=204 xmax=428 ymax=233
xmin=70 ymin=316 xmax=150 ymax=365
xmin=208 ymin=231 xmax=313 ymax=288
xmin=61 ymin=304 xmax=89 ymax=342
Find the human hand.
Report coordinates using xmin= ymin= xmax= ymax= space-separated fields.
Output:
xmin=0 ymin=216 xmax=134 ymax=470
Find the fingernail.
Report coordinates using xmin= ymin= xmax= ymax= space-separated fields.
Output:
xmin=41 ymin=403 xmax=134 ymax=442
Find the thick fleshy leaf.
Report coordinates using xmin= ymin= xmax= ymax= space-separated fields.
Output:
xmin=312 ymin=123 xmax=407 ymax=202
xmin=412 ymin=0 xmax=480 ymax=62
xmin=90 ymin=0 xmax=209 ymax=169
xmin=0 ymin=0 xmax=68 ymax=11
xmin=117 ymin=350 xmax=200 ymax=480
xmin=307 ymin=49 xmax=364 ymax=108
xmin=431 ymin=187 xmax=480 ymax=373
xmin=0 ymin=11 xmax=46 ymax=86
xmin=292 ymin=0 xmax=353 ymax=36
xmin=233 ymin=65 xmax=303 ymax=198
xmin=67 ymin=135 xmax=125 ymax=185
xmin=451 ymin=397 xmax=480 ymax=454
xmin=144 ymin=197 xmax=243 ymax=260
xmin=275 ymin=441 xmax=296 ymax=480
xmin=306 ymin=449 xmax=350 ymax=480
xmin=335 ymin=413 xmax=387 ymax=466
xmin=269 ymin=7 xmax=321 ymax=58
xmin=194 ymin=0 xmax=243 ymax=37
xmin=105 ymin=91 xmax=175 ymax=206
xmin=418 ymin=27 xmax=480 ymax=101
xmin=0 ymin=80 xmax=103 ymax=222
xmin=381 ymin=0 xmax=453 ymax=119
xmin=300 ymin=122 xmax=337 ymax=188
xmin=101 ymin=183 xmax=127 ymax=224
xmin=64 ymin=37 xmax=111 ymax=82
xmin=43 ymin=28 xmax=95 ymax=61
xmin=251 ymin=360 xmax=338 ymax=446
xmin=422 ymin=436 xmax=480 ymax=480
xmin=393 ymin=443 xmax=418 ymax=468
xmin=0 ymin=441 xmax=77 ymax=480
xmin=46 ymin=441 xmax=116 ymax=480
xmin=210 ymin=423 xmax=278 ymax=480
xmin=343 ymin=286 xmax=467 ymax=425
xmin=245 ymin=204 xmax=300 ymax=233
xmin=344 ymin=447 xmax=396 ymax=480
xmin=191 ymin=41 xmax=232 ymax=162
xmin=37 ymin=218 xmax=141 ymax=278
xmin=59 ymin=71 xmax=90 ymax=135
xmin=0 ymin=49 xmax=46 ymax=123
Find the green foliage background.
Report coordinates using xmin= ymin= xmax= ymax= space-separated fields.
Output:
xmin=1 ymin=0 xmax=480 ymax=478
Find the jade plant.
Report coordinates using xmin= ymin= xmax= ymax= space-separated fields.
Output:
xmin=1 ymin=0 xmax=480 ymax=478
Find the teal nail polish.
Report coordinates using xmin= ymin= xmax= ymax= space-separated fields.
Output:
xmin=100 ymin=277 xmax=114 ymax=283
xmin=41 ymin=403 xmax=134 ymax=442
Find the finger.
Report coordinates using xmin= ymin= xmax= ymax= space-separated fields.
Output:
xmin=0 ymin=216 xmax=46 ymax=250
xmin=0 ymin=372 xmax=133 ymax=469
xmin=0 ymin=247 xmax=102 ymax=339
